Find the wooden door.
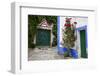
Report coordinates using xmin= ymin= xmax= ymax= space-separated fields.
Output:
xmin=80 ymin=30 xmax=87 ymax=58
xmin=36 ymin=29 xmax=50 ymax=46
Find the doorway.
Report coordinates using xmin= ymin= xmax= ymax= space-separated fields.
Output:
xmin=80 ymin=30 xmax=87 ymax=58
xmin=36 ymin=29 xmax=51 ymax=47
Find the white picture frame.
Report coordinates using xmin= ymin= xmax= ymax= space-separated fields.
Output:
xmin=11 ymin=2 xmax=97 ymax=74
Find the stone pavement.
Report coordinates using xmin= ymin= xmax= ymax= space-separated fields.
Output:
xmin=28 ymin=47 xmax=64 ymax=61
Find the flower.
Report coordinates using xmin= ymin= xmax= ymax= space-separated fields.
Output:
xmin=64 ymin=24 xmax=71 ymax=27
xmin=74 ymin=22 xmax=77 ymax=24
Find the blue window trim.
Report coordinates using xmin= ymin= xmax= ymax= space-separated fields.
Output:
xmin=76 ymin=25 xmax=88 ymax=48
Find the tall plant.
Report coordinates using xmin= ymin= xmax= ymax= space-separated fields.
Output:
xmin=62 ymin=18 xmax=76 ymax=57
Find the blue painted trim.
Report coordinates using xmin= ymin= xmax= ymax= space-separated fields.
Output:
xmin=57 ymin=16 xmax=65 ymax=54
xmin=57 ymin=16 xmax=60 ymax=52
xmin=76 ymin=25 xmax=87 ymax=31
xmin=76 ymin=25 xmax=88 ymax=48
xmin=58 ymin=47 xmax=65 ymax=54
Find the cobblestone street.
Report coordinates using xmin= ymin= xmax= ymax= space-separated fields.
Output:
xmin=28 ymin=47 xmax=64 ymax=61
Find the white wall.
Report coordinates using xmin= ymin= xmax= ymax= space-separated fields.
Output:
xmin=60 ymin=17 xmax=88 ymax=44
xmin=0 ymin=0 xmax=100 ymax=76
